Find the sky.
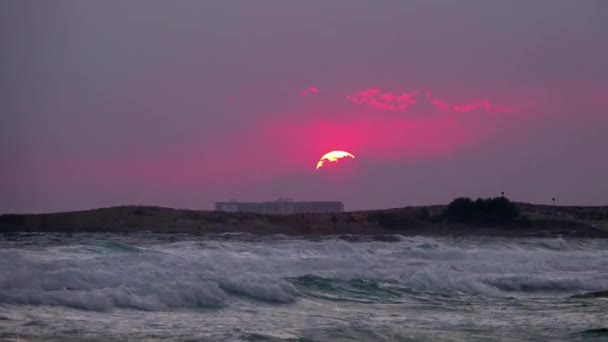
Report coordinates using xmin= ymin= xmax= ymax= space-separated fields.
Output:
xmin=1 ymin=0 xmax=607 ymax=213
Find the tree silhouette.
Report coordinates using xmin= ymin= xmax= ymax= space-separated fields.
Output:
xmin=445 ymin=196 xmax=519 ymax=224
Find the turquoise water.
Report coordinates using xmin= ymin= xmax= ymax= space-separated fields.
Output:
xmin=1 ymin=233 xmax=607 ymax=341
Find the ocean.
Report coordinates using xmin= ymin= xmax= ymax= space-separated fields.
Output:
xmin=0 ymin=232 xmax=607 ymax=341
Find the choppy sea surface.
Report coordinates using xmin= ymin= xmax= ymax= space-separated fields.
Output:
xmin=0 ymin=232 xmax=607 ymax=341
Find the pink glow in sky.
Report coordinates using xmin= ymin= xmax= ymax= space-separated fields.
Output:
xmin=346 ymin=88 xmax=537 ymax=114
xmin=1 ymin=1 xmax=608 ymax=213
xmin=300 ymin=87 xmax=319 ymax=96
xmin=345 ymin=88 xmax=422 ymax=111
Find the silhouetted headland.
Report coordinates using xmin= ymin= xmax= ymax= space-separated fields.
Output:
xmin=1 ymin=197 xmax=607 ymax=238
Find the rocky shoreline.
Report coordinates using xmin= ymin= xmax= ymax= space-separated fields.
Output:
xmin=1 ymin=204 xmax=607 ymax=238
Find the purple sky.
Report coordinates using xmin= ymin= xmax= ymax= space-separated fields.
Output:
xmin=1 ymin=1 xmax=607 ymax=213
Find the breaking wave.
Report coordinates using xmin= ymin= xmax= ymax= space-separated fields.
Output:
xmin=1 ymin=235 xmax=607 ymax=311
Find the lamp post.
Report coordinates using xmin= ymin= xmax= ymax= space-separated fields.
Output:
xmin=552 ymin=197 xmax=556 ymax=216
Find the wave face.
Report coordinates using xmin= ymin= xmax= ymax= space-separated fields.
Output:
xmin=1 ymin=233 xmax=608 ymax=340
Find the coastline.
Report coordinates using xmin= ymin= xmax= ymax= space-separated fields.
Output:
xmin=1 ymin=204 xmax=607 ymax=238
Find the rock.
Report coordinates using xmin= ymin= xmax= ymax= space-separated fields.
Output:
xmin=572 ymin=328 xmax=608 ymax=339
xmin=571 ymin=290 xmax=608 ymax=298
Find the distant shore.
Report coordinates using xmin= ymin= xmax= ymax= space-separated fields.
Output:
xmin=1 ymin=203 xmax=607 ymax=238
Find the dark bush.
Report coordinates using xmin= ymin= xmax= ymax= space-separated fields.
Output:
xmin=444 ymin=197 xmax=475 ymax=222
xmin=444 ymin=196 xmax=519 ymax=224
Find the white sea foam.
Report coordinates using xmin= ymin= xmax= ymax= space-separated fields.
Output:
xmin=1 ymin=235 xmax=607 ymax=311
xmin=220 ymin=277 xmax=298 ymax=303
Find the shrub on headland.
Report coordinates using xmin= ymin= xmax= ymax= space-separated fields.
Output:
xmin=444 ymin=196 xmax=520 ymax=224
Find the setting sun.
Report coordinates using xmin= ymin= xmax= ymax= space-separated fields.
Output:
xmin=316 ymin=150 xmax=355 ymax=170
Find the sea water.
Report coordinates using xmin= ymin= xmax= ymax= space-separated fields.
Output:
xmin=0 ymin=232 xmax=607 ymax=341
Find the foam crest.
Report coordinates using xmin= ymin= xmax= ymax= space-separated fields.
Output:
xmin=220 ymin=278 xmax=298 ymax=303
xmin=0 ymin=282 xmax=225 ymax=311
xmin=1 ymin=235 xmax=607 ymax=311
